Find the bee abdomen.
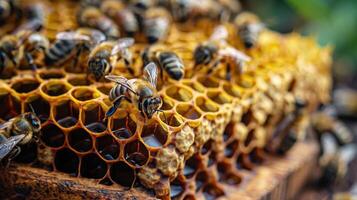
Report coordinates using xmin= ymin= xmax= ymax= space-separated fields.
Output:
xmin=45 ymin=40 xmax=75 ymax=65
xmin=109 ymin=84 xmax=127 ymax=101
xmin=239 ymin=26 xmax=257 ymax=49
xmin=159 ymin=52 xmax=184 ymax=80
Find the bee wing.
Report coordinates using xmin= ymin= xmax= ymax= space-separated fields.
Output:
xmin=111 ymin=38 xmax=135 ymax=56
xmin=91 ymin=29 xmax=106 ymax=44
xmin=143 ymin=62 xmax=158 ymax=88
xmin=0 ymin=134 xmax=25 ymax=160
xmin=0 ymin=121 xmax=12 ymax=130
xmin=105 ymin=75 xmax=138 ymax=95
xmin=56 ymin=31 xmax=91 ymax=42
xmin=209 ymin=25 xmax=228 ymax=42
xmin=221 ymin=47 xmax=251 ymax=62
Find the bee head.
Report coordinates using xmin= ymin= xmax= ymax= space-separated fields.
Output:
xmin=194 ymin=44 xmax=216 ymax=66
xmin=142 ymin=97 xmax=162 ymax=119
xmin=88 ymin=58 xmax=110 ymax=81
xmin=25 ymin=112 xmax=41 ymax=133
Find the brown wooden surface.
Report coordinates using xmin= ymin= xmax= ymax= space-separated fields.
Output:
xmin=0 ymin=142 xmax=318 ymax=200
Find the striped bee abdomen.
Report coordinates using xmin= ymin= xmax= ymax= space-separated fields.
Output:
xmin=158 ymin=51 xmax=184 ymax=80
xmin=238 ymin=25 xmax=258 ymax=49
xmin=109 ymin=84 xmax=128 ymax=101
xmin=44 ymin=40 xmax=76 ymax=66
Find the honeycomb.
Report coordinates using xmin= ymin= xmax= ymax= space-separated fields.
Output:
xmin=0 ymin=1 xmax=332 ymax=199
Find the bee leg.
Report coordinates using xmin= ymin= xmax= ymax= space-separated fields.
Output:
xmin=207 ymin=59 xmax=221 ymax=75
xmin=226 ymin=63 xmax=231 ymax=81
xmin=123 ymin=57 xmax=135 ymax=75
xmin=25 ymin=52 xmax=37 ymax=71
xmin=5 ymin=146 xmax=21 ymax=168
xmin=104 ymin=95 xmax=129 ymax=120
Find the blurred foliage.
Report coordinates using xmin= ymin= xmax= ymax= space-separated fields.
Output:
xmin=242 ymin=0 xmax=357 ymax=86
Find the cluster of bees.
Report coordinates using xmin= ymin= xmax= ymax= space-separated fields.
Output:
xmin=0 ymin=0 xmax=353 ymax=195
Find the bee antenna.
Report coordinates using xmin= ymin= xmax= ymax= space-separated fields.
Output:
xmin=28 ymin=104 xmax=37 ymax=116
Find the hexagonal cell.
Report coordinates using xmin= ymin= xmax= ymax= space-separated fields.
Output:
xmin=241 ymin=109 xmax=253 ymax=126
xmin=183 ymin=154 xmax=200 ymax=179
xmin=68 ymin=128 xmax=93 ymax=153
xmin=81 ymin=103 xmax=107 ymax=133
xmin=141 ymin=123 xmax=168 ymax=148
xmin=170 ymin=179 xmax=184 ymax=198
xmin=54 ymin=148 xmax=79 ymax=176
xmin=195 ymin=96 xmax=219 ymax=113
xmin=80 ymin=153 xmax=108 ymax=179
xmin=14 ymin=141 xmax=37 ymax=164
xmin=41 ymin=123 xmax=65 ymax=148
xmin=110 ymin=114 xmax=136 ymax=140
xmin=217 ymin=162 xmax=241 ymax=185
xmin=202 ymin=184 xmax=225 ymax=200
xmin=110 ymin=161 xmax=136 ymax=187
xmin=54 ymin=99 xmax=79 ymax=128
xmin=11 ymin=79 xmax=40 ymax=94
xmin=223 ymin=83 xmax=241 ymax=98
xmin=243 ymin=129 xmax=255 ymax=148
xmin=183 ymin=81 xmax=205 ymax=93
xmin=161 ymin=97 xmax=175 ymax=110
xmin=68 ymin=76 xmax=93 ymax=86
xmin=224 ymin=140 xmax=239 ymax=158
xmin=124 ymin=140 xmax=149 ymax=167
xmin=158 ymin=112 xmax=182 ymax=127
xmin=223 ymin=122 xmax=235 ymax=142
xmin=41 ymin=80 xmax=70 ymax=97
xmin=195 ymin=170 xmax=209 ymax=192
xmin=207 ymin=91 xmax=232 ymax=105
xmin=70 ymin=87 xmax=100 ymax=102
xmin=96 ymin=134 xmax=120 ymax=161
xmin=201 ymin=139 xmax=213 ymax=155
xmin=165 ymin=85 xmax=193 ymax=102
xmin=197 ymin=76 xmax=220 ymax=88
xmin=96 ymin=85 xmax=112 ymax=96
xmin=24 ymin=95 xmax=50 ymax=123
xmin=176 ymin=104 xmax=201 ymax=120
xmin=39 ymin=70 xmax=65 ymax=80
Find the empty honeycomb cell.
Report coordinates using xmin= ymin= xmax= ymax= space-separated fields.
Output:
xmin=80 ymin=153 xmax=108 ymax=179
xmin=170 ymin=179 xmax=184 ymax=198
xmin=183 ymin=154 xmax=200 ymax=178
xmin=68 ymin=76 xmax=93 ymax=86
xmin=208 ymin=151 xmax=217 ymax=167
xmin=202 ymin=184 xmax=225 ymax=200
xmin=110 ymin=161 xmax=136 ymax=187
xmin=110 ymin=114 xmax=136 ymax=139
xmin=223 ymin=122 xmax=235 ymax=142
xmin=201 ymin=139 xmax=213 ymax=155
xmin=39 ymin=70 xmax=65 ymax=80
xmin=96 ymin=85 xmax=112 ymax=96
xmin=81 ymin=103 xmax=107 ymax=133
xmin=54 ymin=148 xmax=79 ymax=176
xmin=176 ymin=104 xmax=201 ymax=120
xmin=195 ymin=96 xmax=219 ymax=113
xmin=161 ymin=97 xmax=175 ymax=110
xmin=223 ymin=83 xmax=242 ymax=98
xmin=183 ymin=80 xmax=206 ymax=93
xmin=175 ymin=125 xmax=194 ymax=153
xmin=156 ymin=148 xmax=180 ymax=177
xmin=141 ymin=123 xmax=168 ymax=148
xmin=124 ymin=140 xmax=149 ymax=167
xmin=14 ymin=142 xmax=37 ymax=164
xmin=197 ymin=76 xmax=220 ymax=88
xmin=70 ymin=87 xmax=100 ymax=102
xmin=54 ymin=99 xmax=79 ymax=128
xmin=41 ymin=80 xmax=70 ymax=97
xmin=241 ymin=109 xmax=253 ymax=126
xmin=207 ymin=91 xmax=232 ymax=105
xmin=68 ymin=128 xmax=93 ymax=153
xmin=24 ymin=95 xmax=50 ymax=122
xmin=195 ymin=171 xmax=209 ymax=192
xmin=11 ymin=79 xmax=40 ymax=94
xmin=41 ymin=123 xmax=65 ymax=148
xmin=159 ymin=112 xmax=182 ymax=127
xmin=224 ymin=140 xmax=239 ymax=158
xmin=165 ymin=85 xmax=193 ymax=102
xmin=243 ymin=129 xmax=255 ymax=148
xmin=99 ymin=177 xmax=114 ymax=186
xmin=95 ymin=134 xmax=120 ymax=161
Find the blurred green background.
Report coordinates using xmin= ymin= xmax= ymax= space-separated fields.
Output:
xmin=241 ymin=0 xmax=357 ymax=88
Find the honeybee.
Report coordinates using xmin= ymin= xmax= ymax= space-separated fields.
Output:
xmin=88 ymin=37 xmax=135 ymax=80
xmin=0 ymin=34 xmax=18 ymax=74
xmin=78 ymin=7 xmax=120 ymax=40
xmin=193 ymin=25 xmax=250 ymax=80
xmin=44 ymin=28 xmax=106 ymax=69
xmin=142 ymin=47 xmax=184 ymax=81
xmin=105 ymin=62 xmax=162 ymax=119
xmin=0 ymin=108 xmax=41 ymax=165
xmin=101 ymin=0 xmax=139 ymax=37
xmin=268 ymin=99 xmax=306 ymax=154
xmin=0 ymin=0 xmax=21 ymax=25
xmin=14 ymin=3 xmax=45 ymax=33
xmin=234 ymin=12 xmax=265 ymax=49
xmin=144 ymin=7 xmax=171 ymax=44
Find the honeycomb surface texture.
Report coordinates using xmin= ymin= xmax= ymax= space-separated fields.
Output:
xmin=0 ymin=1 xmax=332 ymax=199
